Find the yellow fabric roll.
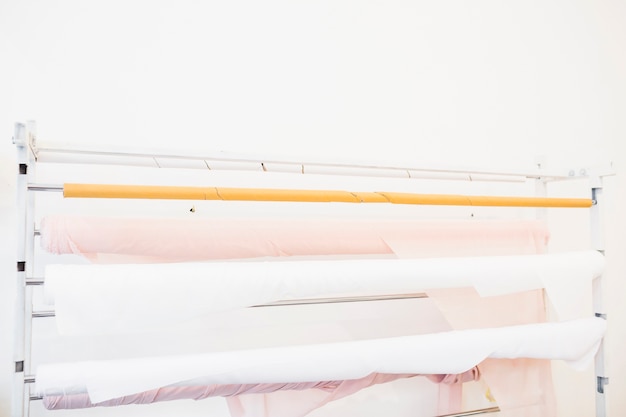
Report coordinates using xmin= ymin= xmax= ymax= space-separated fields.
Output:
xmin=63 ymin=183 xmax=218 ymax=200
xmin=216 ymin=187 xmax=360 ymax=203
xmin=380 ymin=192 xmax=592 ymax=208
xmin=63 ymin=183 xmax=593 ymax=208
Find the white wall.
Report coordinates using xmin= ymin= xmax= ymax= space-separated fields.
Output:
xmin=1 ymin=1 xmax=625 ymax=416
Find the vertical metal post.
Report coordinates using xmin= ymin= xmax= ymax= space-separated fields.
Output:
xmin=590 ymin=175 xmax=608 ymax=417
xmin=12 ymin=122 xmax=36 ymax=417
xmin=12 ymin=123 xmax=27 ymax=417
xmin=23 ymin=121 xmax=36 ymax=417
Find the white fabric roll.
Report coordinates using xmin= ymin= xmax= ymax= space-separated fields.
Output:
xmin=34 ymin=317 xmax=606 ymax=403
xmin=44 ymin=251 xmax=604 ymax=334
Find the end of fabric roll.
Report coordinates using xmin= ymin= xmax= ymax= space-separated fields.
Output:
xmin=39 ymin=216 xmax=67 ymax=254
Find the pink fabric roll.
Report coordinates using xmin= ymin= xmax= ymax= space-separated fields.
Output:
xmin=39 ymin=215 xmax=549 ymax=263
xmin=43 ymin=380 xmax=342 ymax=409
xmin=42 ymin=369 xmax=480 ymax=410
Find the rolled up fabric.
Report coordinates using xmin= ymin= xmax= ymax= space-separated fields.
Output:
xmin=39 ymin=216 xmax=550 ymax=263
xmin=42 ymin=380 xmax=350 ymax=409
xmin=42 ymin=369 xmax=480 ymax=410
xmin=44 ymin=251 xmax=604 ymax=335
xmin=34 ymin=317 xmax=605 ymax=404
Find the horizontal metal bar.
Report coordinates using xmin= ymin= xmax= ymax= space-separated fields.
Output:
xmin=437 ymin=406 xmax=500 ymax=417
xmin=30 ymin=294 xmax=429 ymax=319
xmin=25 ymin=277 xmax=44 ymax=286
xmin=33 ymin=229 xmax=40 ymax=236
xmin=27 ymin=184 xmax=63 ymax=192
xmin=32 ymin=311 xmax=55 ymax=318
xmin=34 ymin=143 xmax=542 ymax=177
xmin=24 ymin=376 xmax=35 ymax=384
xmin=35 ymin=140 xmax=617 ymax=181
xmin=254 ymin=293 xmax=428 ymax=307
xmin=29 ymin=395 xmax=43 ymax=401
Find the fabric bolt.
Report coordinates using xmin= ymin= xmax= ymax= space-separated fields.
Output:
xmin=34 ymin=317 xmax=606 ymax=405
xmin=43 ymin=251 xmax=604 ymax=335
xmin=39 ymin=216 xmax=550 ymax=263
xmin=42 ymin=369 xmax=480 ymax=410
xmin=60 ymin=183 xmax=592 ymax=208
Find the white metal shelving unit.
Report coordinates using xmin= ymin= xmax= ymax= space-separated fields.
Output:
xmin=12 ymin=121 xmax=613 ymax=417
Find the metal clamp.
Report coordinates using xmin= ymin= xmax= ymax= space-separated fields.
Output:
xmin=597 ymin=376 xmax=609 ymax=394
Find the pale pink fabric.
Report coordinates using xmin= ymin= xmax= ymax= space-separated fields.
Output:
xmin=43 ymin=380 xmax=343 ymax=409
xmin=42 ymin=369 xmax=480 ymax=410
xmin=479 ymin=358 xmax=556 ymax=417
xmin=225 ymin=369 xmax=479 ymax=417
xmin=394 ymin=222 xmax=553 ymax=416
xmin=39 ymin=215 xmax=549 ymax=263
xmin=39 ymin=215 xmax=555 ymax=416
xmin=426 ymin=288 xmax=555 ymax=416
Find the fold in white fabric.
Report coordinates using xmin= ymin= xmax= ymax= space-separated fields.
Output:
xmin=44 ymin=251 xmax=604 ymax=334
xmin=34 ymin=317 xmax=606 ymax=404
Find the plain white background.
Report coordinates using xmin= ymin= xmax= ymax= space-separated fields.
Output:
xmin=0 ymin=1 xmax=624 ymax=416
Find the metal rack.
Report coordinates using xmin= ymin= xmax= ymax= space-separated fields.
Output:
xmin=12 ymin=120 xmax=613 ymax=417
